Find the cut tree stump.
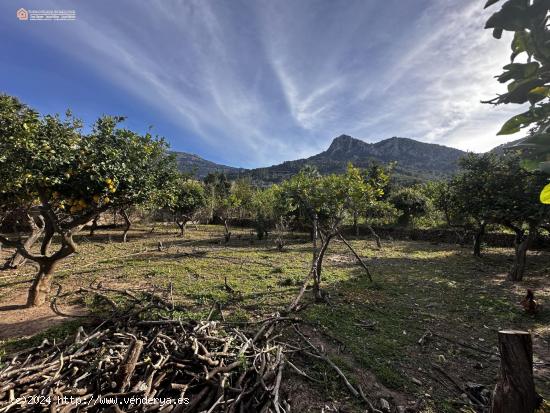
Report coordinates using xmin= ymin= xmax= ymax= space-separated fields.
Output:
xmin=490 ymin=330 xmax=541 ymax=413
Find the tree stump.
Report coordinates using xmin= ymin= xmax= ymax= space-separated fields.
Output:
xmin=491 ymin=330 xmax=540 ymax=413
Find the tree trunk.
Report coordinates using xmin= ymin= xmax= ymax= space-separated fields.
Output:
xmin=3 ymin=226 xmax=42 ymax=269
xmin=508 ymin=226 xmax=535 ymax=282
xmin=315 ymin=235 xmax=332 ymax=281
xmin=310 ymin=216 xmax=321 ymax=300
xmin=490 ymin=330 xmax=541 ymax=413
xmin=176 ymin=220 xmax=187 ymax=237
xmin=366 ymin=225 xmax=381 ymax=249
xmin=311 ymin=216 xmax=318 ymax=264
xmin=121 ymin=209 xmax=131 ymax=243
xmin=26 ymin=260 xmax=56 ymax=307
xmin=353 ymin=214 xmax=359 ymax=236
xmin=41 ymin=220 xmax=55 ymax=256
xmin=1 ymin=206 xmax=92 ymax=307
xmin=313 ymin=232 xmax=332 ymax=302
xmin=398 ymin=213 xmax=410 ymax=228
xmin=473 ymin=222 xmax=486 ymax=258
xmin=223 ymin=219 xmax=231 ymax=244
xmin=89 ymin=214 xmax=99 ymax=236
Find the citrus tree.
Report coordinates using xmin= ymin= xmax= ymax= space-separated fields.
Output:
xmin=484 ymin=0 xmax=550 ymax=202
xmin=360 ymin=163 xmax=396 ymax=247
xmin=282 ymin=165 xmax=373 ymax=303
xmin=447 ymin=154 xmax=503 ymax=257
xmin=428 ymin=181 xmax=476 ymax=247
xmin=250 ymin=184 xmax=294 ymax=247
xmin=166 ymin=177 xmax=207 ymax=236
xmin=250 ymin=186 xmax=277 ymax=240
xmin=0 ymin=95 xmax=173 ymax=306
xmin=450 ymin=153 xmax=549 ymax=278
xmin=230 ymin=178 xmax=255 ymax=220
xmin=482 ymin=154 xmax=549 ymax=280
xmin=389 ymin=186 xmax=429 ymax=229
xmin=204 ymin=172 xmax=231 ymax=221
xmin=203 ymin=172 xmax=235 ymax=242
xmin=89 ymin=117 xmax=175 ymax=242
xmin=0 ymin=96 xmax=46 ymax=269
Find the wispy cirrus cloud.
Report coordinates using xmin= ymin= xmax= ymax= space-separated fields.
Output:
xmin=0 ymin=0 xmax=522 ymax=166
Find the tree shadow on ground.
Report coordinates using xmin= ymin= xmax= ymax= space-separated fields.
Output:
xmin=0 ymin=303 xmax=27 ymax=311
xmin=295 ymin=244 xmax=550 ymax=409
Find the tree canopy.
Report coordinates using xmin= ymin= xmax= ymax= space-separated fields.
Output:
xmin=484 ymin=0 xmax=550 ymax=201
xmin=0 ymin=95 xmax=176 ymax=305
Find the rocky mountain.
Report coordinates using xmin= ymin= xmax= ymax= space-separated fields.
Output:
xmin=228 ymin=135 xmax=467 ymax=185
xmin=171 ymin=151 xmax=244 ymax=178
xmin=173 ymin=135 xmax=469 ymax=184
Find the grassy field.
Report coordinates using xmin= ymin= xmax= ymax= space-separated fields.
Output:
xmin=1 ymin=223 xmax=549 ymax=412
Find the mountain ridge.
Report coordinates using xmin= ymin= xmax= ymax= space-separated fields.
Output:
xmin=171 ymin=151 xmax=244 ymax=178
xmin=172 ymin=134 xmax=471 ymax=184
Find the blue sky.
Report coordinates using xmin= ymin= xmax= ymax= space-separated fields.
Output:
xmin=0 ymin=0 xmax=524 ymax=168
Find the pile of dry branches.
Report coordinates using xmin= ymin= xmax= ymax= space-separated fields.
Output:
xmin=0 ymin=319 xmax=288 ymax=412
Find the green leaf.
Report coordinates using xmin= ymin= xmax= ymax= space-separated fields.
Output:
xmin=529 ymin=86 xmax=550 ymax=96
xmin=485 ymin=1 xmax=531 ymax=32
xmin=484 ymin=0 xmax=501 ymax=8
xmin=540 ymin=183 xmax=550 ymax=204
xmin=498 ymin=113 xmax=530 ymax=134
xmin=520 ymin=158 xmax=540 ymax=171
xmin=498 ymin=62 xmax=539 ymax=84
xmin=511 ymin=31 xmax=534 ymax=61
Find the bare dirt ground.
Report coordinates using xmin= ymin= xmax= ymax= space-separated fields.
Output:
xmin=0 ymin=290 xmax=87 ymax=339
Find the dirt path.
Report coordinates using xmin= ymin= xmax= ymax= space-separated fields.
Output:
xmin=0 ymin=292 xmax=87 ymax=340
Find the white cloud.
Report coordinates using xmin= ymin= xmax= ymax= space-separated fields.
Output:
xmin=6 ymin=0 xmax=527 ymax=166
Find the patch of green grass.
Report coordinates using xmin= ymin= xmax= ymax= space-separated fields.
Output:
xmin=2 ymin=225 xmax=549 ymax=412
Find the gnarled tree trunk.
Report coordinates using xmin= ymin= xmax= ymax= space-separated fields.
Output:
xmin=89 ymin=214 xmax=99 ymax=236
xmin=508 ymin=225 xmax=536 ymax=282
xmin=175 ymin=218 xmax=188 ymax=237
xmin=27 ymin=260 xmax=56 ymax=307
xmin=121 ymin=209 xmax=132 ymax=243
xmin=3 ymin=225 xmax=42 ymax=269
xmin=491 ymin=330 xmax=541 ymax=413
xmin=26 ymin=229 xmax=78 ymax=307
xmin=1 ymin=204 xmax=104 ymax=307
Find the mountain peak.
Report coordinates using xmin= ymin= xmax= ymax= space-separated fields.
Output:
xmin=176 ymin=134 xmax=474 ymax=186
xmin=332 ymin=134 xmax=355 ymax=142
xmin=326 ymin=135 xmax=368 ymax=156
xmin=302 ymin=134 xmax=468 ymax=182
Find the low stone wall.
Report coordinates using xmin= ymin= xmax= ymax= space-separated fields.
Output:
xmin=343 ymin=226 xmax=550 ymax=250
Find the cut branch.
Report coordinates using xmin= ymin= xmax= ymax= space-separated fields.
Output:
xmin=337 ymin=232 xmax=373 ymax=281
